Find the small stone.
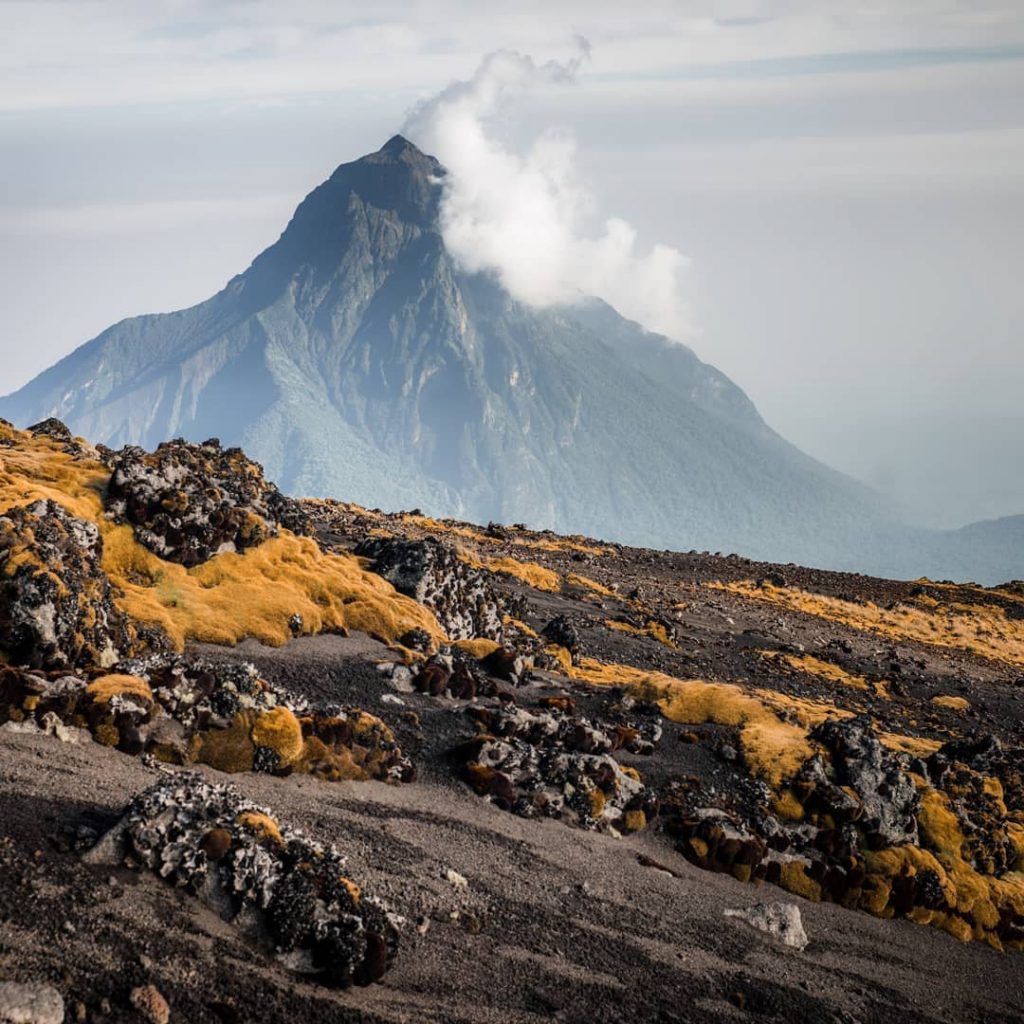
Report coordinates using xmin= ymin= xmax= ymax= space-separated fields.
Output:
xmin=724 ymin=902 xmax=809 ymax=950
xmin=129 ymin=984 xmax=170 ymax=1024
xmin=0 ymin=982 xmax=65 ymax=1024
xmin=445 ymin=868 xmax=468 ymax=888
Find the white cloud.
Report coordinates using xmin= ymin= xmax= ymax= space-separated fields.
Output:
xmin=404 ymin=47 xmax=693 ymax=340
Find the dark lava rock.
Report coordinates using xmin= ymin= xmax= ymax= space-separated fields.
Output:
xmin=541 ymin=615 xmax=581 ymax=657
xmin=85 ymin=773 xmax=399 ymax=987
xmin=0 ymin=499 xmax=135 ymax=670
xmin=461 ymin=703 xmax=658 ymax=833
xmin=105 ymin=439 xmax=310 ymax=567
xmin=806 ymin=715 xmax=919 ymax=847
xmin=355 ymin=536 xmax=505 ymax=640
xmin=27 ymin=417 xmax=73 ymax=441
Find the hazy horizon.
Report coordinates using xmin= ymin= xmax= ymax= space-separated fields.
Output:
xmin=2 ymin=1 xmax=1022 ymax=530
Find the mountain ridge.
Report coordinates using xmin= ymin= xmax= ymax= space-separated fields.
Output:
xmin=2 ymin=135 xmax=1020 ymax=584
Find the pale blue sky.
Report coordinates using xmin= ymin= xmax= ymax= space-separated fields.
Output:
xmin=1 ymin=1 xmax=1022 ymax=527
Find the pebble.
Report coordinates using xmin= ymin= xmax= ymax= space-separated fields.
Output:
xmin=445 ymin=868 xmax=469 ymax=888
xmin=0 ymin=982 xmax=65 ymax=1024
xmin=129 ymin=984 xmax=170 ymax=1024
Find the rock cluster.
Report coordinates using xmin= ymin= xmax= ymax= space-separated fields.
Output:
xmin=355 ymin=537 xmax=507 ymax=640
xmin=461 ymin=702 xmax=659 ymax=833
xmin=663 ymin=714 xmax=1024 ymax=948
xmin=86 ymin=773 xmax=399 ymax=987
xmin=105 ymin=438 xmax=310 ymax=566
xmin=0 ymin=499 xmax=135 ymax=670
xmin=0 ymin=654 xmax=413 ymax=784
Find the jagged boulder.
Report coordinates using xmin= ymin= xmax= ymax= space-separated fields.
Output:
xmin=355 ymin=536 xmax=505 ymax=640
xmin=85 ymin=774 xmax=399 ymax=987
xmin=806 ymin=715 xmax=919 ymax=848
xmin=0 ymin=499 xmax=134 ymax=670
xmin=105 ymin=439 xmax=310 ymax=567
xmin=460 ymin=699 xmax=658 ymax=834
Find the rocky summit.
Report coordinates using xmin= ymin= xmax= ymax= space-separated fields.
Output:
xmin=1 ymin=419 xmax=1023 ymax=1023
xmin=2 ymin=137 xmax=1022 ymax=584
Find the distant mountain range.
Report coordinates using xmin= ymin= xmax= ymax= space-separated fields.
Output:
xmin=2 ymin=135 xmax=1021 ymax=583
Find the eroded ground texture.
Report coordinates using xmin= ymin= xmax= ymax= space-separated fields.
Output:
xmin=1 ymin=420 xmax=1023 ymax=1023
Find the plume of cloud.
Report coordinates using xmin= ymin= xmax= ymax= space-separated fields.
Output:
xmin=404 ymin=45 xmax=692 ymax=340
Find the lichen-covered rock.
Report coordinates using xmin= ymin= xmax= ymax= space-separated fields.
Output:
xmin=105 ymin=438 xmax=310 ymax=566
xmin=805 ymin=715 xmax=919 ymax=847
xmin=0 ymin=499 xmax=135 ymax=670
xmin=463 ymin=734 xmax=655 ymax=833
xmin=0 ymin=654 xmax=413 ymax=784
xmin=355 ymin=536 xmax=505 ymax=641
xmin=85 ymin=774 xmax=399 ymax=987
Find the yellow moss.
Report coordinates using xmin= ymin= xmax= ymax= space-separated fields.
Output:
xmin=760 ymin=650 xmax=871 ymax=691
xmin=605 ymin=619 xmax=677 ymax=648
xmin=931 ymin=695 xmax=970 ymax=712
xmin=714 ymin=580 xmax=1024 ymax=669
xmin=250 ymin=707 xmax=304 ymax=766
xmin=235 ymin=811 xmax=283 ymax=845
xmin=688 ymin=837 xmax=709 ymax=859
xmin=623 ymin=809 xmax=647 ymax=832
xmin=544 ymin=644 xmax=574 ymax=674
xmin=503 ymin=616 xmax=539 ymax=639
xmin=777 ymin=860 xmax=822 ymax=902
xmin=588 ymin=789 xmax=607 ymax=818
xmin=567 ymin=573 xmax=617 ymax=598
xmin=772 ymin=789 xmax=805 ymax=822
xmin=197 ymin=711 xmax=257 ymax=773
xmin=93 ymin=723 xmax=119 ymax=747
xmin=85 ymin=674 xmax=153 ymax=705
xmin=0 ymin=429 xmax=448 ymax=652
xmin=452 ymin=638 xmax=502 ymax=659
xmin=877 ymin=732 xmax=944 ymax=757
xmin=340 ymin=877 xmax=362 ymax=905
xmin=566 ymin=658 xmax=813 ymax=788
xmin=484 ymin=556 xmax=562 ymax=593
xmin=620 ymin=765 xmax=642 ymax=783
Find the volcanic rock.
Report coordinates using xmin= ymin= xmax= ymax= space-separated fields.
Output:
xmin=0 ymin=499 xmax=134 ymax=670
xmin=104 ymin=438 xmax=310 ymax=566
xmin=86 ymin=773 xmax=399 ymax=987
xmin=355 ymin=536 xmax=505 ymax=640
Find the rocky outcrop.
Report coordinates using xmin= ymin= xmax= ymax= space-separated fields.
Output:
xmin=0 ymin=499 xmax=134 ymax=670
xmin=105 ymin=439 xmax=310 ymax=567
xmin=461 ymin=701 xmax=658 ymax=834
xmin=86 ymin=774 xmax=398 ymax=987
xmin=355 ymin=537 xmax=506 ymax=640
xmin=804 ymin=715 xmax=919 ymax=848
xmin=0 ymin=654 xmax=413 ymax=784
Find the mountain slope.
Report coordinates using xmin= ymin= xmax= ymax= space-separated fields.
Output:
xmin=2 ymin=136 xmax=1020 ymax=582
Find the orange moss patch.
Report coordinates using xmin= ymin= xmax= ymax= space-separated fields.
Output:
xmin=235 ymin=811 xmax=283 ymax=845
xmin=0 ymin=427 xmax=446 ymax=651
xmin=250 ymin=707 xmax=305 ymax=766
xmin=482 ymin=556 xmax=561 ymax=593
xmin=877 ymin=732 xmax=944 ymax=758
xmin=566 ymin=573 xmax=617 ymax=598
xmin=715 ymin=580 xmax=1024 ymax=669
xmin=452 ymin=638 xmax=502 ymax=660
xmin=503 ymin=616 xmax=539 ymax=639
xmin=760 ymin=650 xmax=872 ymax=692
xmin=605 ymin=619 xmax=677 ymax=648
xmin=85 ymin=674 xmax=153 ymax=705
xmin=931 ymin=695 xmax=970 ymax=712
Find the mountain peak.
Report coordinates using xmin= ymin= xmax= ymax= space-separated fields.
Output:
xmin=379 ymin=133 xmax=420 ymax=156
